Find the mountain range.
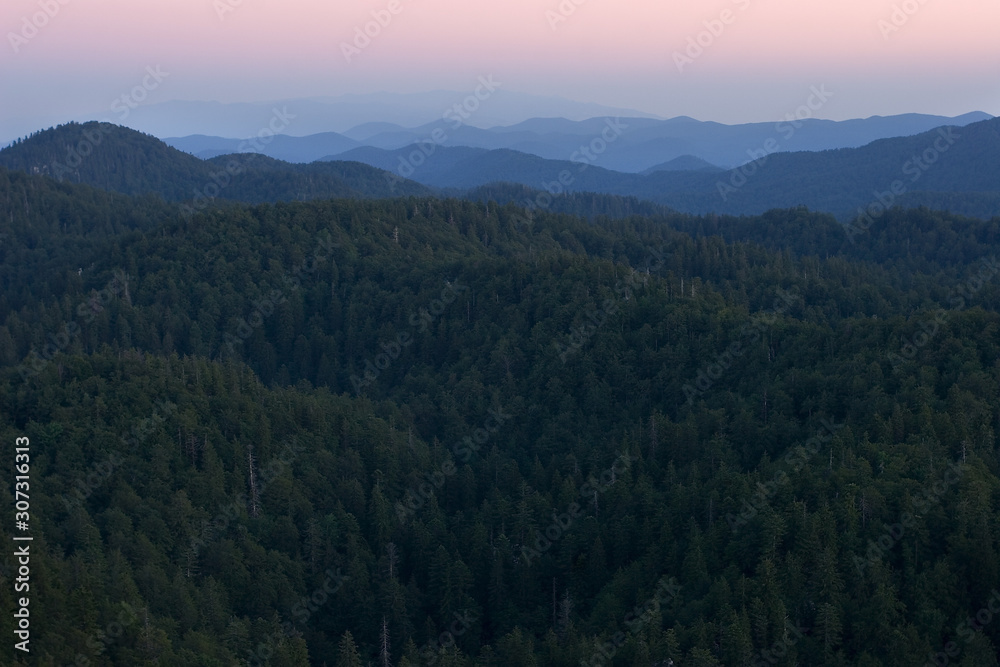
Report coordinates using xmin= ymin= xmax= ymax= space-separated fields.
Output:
xmin=162 ymin=111 xmax=993 ymax=172
xmin=47 ymin=90 xmax=661 ymax=144
xmin=323 ymin=115 xmax=1000 ymax=220
xmin=3 ymin=114 xmax=1000 ymax=222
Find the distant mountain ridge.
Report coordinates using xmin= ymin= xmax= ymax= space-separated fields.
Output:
xmin=4 ymin=117 xmax=1000 ymax=222
xmin=643 ymin=155 xmax=723 ymax=174
xmin=53 ymin=90 xmax=662 ymax=144
xmin=163 ymin=111 xmax=994 ymax=172
xmin=318 ymin=117 xmax=1000 ymax=220
xmin=166 ymin=132 xmax=362 ymax=161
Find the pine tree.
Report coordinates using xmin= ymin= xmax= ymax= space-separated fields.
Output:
xmin=721 ymin=608 xmax=753 ymax=667
xmin=816 ymin=602 xmax=842 ymax=662
xmin=335 ymin=631 xmax=363 ymax=667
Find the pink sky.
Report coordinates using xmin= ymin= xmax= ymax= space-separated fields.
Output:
xmin=2 ymin=0 xmax=999 ymax=136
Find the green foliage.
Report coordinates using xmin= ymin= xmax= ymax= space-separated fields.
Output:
xmin=0 ymin=122 xmax=432 ymax=204
xmin=2 ymin=163 xmax=1000 ymax=665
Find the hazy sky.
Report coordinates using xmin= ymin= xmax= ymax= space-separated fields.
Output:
xmin=2 ymin=0 xmax=998 ymax=136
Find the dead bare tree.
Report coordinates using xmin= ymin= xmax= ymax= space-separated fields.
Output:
xmin=247 ymin=443 xmax=260 ymax=518
xmin=379 ymin=617 xmax=391 ymax=667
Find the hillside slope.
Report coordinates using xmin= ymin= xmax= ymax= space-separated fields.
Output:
xmin=2 ymin=170 xmax=1000 ymax=664
xmin=0 ymin=122 xmax=433 ymax=204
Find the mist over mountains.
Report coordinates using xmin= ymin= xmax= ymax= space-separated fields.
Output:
xmin=55 ymin=89 xmax=660 ymax=142
xmin=161 ymin=110 xmax=993 ymax=171
xmin=6 ymin=112 xmax=997 ymax=222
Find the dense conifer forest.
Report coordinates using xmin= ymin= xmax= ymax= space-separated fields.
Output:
xmin=2 ymin=147 xmax=1000 ymax=666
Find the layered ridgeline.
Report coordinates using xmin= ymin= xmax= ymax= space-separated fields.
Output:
xmin=163 ymin=110 xmax=993 ymax=170
xmin=324 ymin=116 xmax=1000 ymax=221
xmin=2 ymin=165 xmax=1000 ymax=665
xmin=6 ymin=119 xmax=1000 ymax=222
xmin=0 ymin=122 xmax=432 ymax=206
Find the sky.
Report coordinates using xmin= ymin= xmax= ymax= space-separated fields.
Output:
xmin=1 ymin=0 xmax=999 ymax=139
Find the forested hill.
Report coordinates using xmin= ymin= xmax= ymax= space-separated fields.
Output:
xmin=459 ymin=183 xmax=1000 ymax=274
xmin=683 ymin=115 xmax=1000 ymax=220
xmin=0 ymin=122 xmax=432 ymax=203
xmin=2 ymin=162 xmax=1000 ymax=665
xmin=7 ymin=119 xmax=1000 ymax=223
